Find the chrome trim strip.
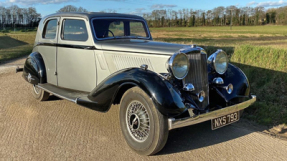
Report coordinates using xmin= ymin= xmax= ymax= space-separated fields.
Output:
xmin=36 ymin=85 xmax=77 ymax=103
xmin=168 ymin=95 xmax=256 ymax=130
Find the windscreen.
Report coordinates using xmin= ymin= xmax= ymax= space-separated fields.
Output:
xmin=92 ymin=19 xmax=149 ymax=39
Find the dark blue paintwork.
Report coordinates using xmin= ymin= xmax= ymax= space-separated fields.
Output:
xmin=209 ymin=63 xmax=250 ymax=107
xmin=22 ymin=52 xmax=251 ymax=117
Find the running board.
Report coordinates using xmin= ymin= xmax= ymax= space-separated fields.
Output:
xmin=37 ymin=83 xmax=98 ymax=108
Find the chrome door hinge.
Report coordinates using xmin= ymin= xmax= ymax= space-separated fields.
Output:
xmin=54 ymin=71 xmax=57 ymax=75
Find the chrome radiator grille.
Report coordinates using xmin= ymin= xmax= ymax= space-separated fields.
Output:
xmin=184 ymin=53 xmax=209 ymax=109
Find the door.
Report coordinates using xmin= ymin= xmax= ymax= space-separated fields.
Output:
xmin=37 ymin=17 xmax=60 ymax=85
xmin=57 ymin=17 xmax=97 ymax=92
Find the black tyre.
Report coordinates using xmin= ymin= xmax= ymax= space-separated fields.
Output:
xmin=119 ymin=87 xmax=169 ymax=155
xmin=240 ymin=110 xmax=244 ymax=116
xmin=31 ymin=85 xmax=49 ymax=101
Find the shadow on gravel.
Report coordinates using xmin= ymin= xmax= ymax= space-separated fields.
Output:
xmin=46 ymin=95 xmax=62 ymax=101
xmin=280 ymin=129 xmax=287 ymax=134
xmin=158 ymin=121 xmax=251 ymax=155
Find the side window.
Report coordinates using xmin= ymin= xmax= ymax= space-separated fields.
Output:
xmin=109 ymin=21 xmax=124 ymax=37
xmin=130 ymin=21 xmax=147 ymax=37
xmin=43 ymin=19 xmax=57 ymax=39
xmin=62 ymin=19 xmax=88 ymax=41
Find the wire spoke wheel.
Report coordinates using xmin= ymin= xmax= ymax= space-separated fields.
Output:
xmin=126 ymin=101 xmax=150 ymax=142
xmin=33 ymin=85 xmax=40 ymax=94
xmin=31 ymin=84 xmax=49 ymax=101
xmin=120 ymin=87 xmax=168 ymax=155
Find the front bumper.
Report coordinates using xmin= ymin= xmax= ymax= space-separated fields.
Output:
xmin=168 ymin=95 xmax=256 ymax=130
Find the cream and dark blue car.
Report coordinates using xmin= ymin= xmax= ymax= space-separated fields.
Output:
xmin=21 ymin=12 xmax=256 ymax=155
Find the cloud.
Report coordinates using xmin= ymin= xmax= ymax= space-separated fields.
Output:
xmin=247 ymin=1 xmax=258 ymax=6
xmin=150 ymin=4 xmax=177 ymax=9
xmin=135 ymin=8 xmax=145 ymax=12
xmin=0 ymin=0 xmax=78 ymax=6
xmin=257 ymin=0 xmax=287 ymax=7
xmin=247 ymin=0 xmax=287 ymax=7
xmin=130 ymin=8 xmax=146 ymax=15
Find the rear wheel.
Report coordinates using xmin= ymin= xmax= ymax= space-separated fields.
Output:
xmin=31 ymin=84 xmax=49 ymax=101
xmin=119 ymin=87 xmax=169 ymax=155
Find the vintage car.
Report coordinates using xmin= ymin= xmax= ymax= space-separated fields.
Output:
xmin=19 ymin=12 xmax=256 ymax=155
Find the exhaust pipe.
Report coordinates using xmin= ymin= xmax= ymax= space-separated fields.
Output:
xmin=16 ymin=66 xmax=23 ymax=73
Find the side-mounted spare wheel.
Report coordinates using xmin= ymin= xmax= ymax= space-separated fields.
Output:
xmin=31 ymin=85 xmax=49 ymax=101
xmin=119 ymin=87 xmax=169 ymax=155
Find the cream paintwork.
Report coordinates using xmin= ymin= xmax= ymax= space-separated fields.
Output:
xmin=33 ymin=17 xmax=60 ymax=85
xmin=56 ymin=17 xmax=96 ymax=92
xmin=98 ymin=51 xmax=170 ymax=84
xmin=34 ymin=14 xmax=185 ymax=92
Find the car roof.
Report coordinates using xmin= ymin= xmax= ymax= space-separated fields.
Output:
xmin=43 ymin=12 xmax=144 ymax=21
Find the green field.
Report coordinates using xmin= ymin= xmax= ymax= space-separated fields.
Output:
xmin=151 ymin=26 xmax=287 ymax=48
xmin=0 ymin=31 xmax=35 ymax=63
xmin=151 ymin=26 xmax=287 ymax=125
xmin=0 ymin=26 xmax=286 ymax=125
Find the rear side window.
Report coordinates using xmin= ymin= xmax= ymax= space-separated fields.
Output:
xmin=43 ymin=19 xmax=57 ymax=39
xmin=62 ymin=19 xmax=88 ymax=41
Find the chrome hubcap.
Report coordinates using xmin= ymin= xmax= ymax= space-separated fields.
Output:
xmin=126 ymin=101 xmax=150 ymax=142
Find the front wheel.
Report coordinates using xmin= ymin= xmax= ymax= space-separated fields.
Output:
xmin=119 ymin=87 xmax=169 ymax=155
xmin=31 ymin=84 xmax=50 ymax=101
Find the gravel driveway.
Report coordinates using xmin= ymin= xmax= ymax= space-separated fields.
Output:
xmin=1 ymin=58 xmax=287 ymax=160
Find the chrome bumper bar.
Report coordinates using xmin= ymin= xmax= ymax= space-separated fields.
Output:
xmin=168 ymin=95 xmax=256 ymax=130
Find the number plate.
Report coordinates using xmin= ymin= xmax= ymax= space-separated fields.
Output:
xmin=211 ymin=111 xmax=240 ymax=130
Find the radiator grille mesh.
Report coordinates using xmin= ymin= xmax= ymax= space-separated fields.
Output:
xmin=184 ymin=53 xmax=209 ymax=109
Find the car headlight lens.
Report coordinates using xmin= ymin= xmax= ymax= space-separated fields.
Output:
xmin=208 ymin=50 xmax=228 ymax=74
xmin=167 ymin=53 xmax=190 ymax=80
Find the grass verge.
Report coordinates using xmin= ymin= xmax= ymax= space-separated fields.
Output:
xmin=231 ymin=45 xmax=287 ymax=125
xmin=152 ymin=26 xmax=287 ymax=126
xmin=0 ymin=32 xmax=35 ymax=63
xmin=201 ymin=45 xmax=287 ymax=125
xmin=1 ymin=28 xmax=286 ymax=126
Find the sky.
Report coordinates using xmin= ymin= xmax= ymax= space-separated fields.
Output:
xmin=0 ymin=0 xmax=287 ymax=17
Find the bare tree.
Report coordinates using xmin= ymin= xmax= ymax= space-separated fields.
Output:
xmin=8 ymin=5 xmax=19 ymax=24
xmin=23 ymin=7 xmax=41 ymax=26
xmin=99 ymin=9 xmax=116 ymax=13
xmin=78 ymin=7 xmax=88 ymax=13
xmin=206 ymin=10 xmax=213 ymax=25
xmin=57 ymin=5 xmax=88 ymax=13
xmin=143 ymin=4 xmax=287 ymax=27
xmin=0 ymin=7 xmax=6 ymax=29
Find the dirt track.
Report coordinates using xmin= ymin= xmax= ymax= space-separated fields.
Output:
xmin=1 ymin=58 xmax=287 ymax=160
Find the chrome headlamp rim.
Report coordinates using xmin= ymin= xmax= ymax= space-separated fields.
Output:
xmin=167 ymin=52 xmax=190 ymax=80
xmin=208 ymin=49 xmax=229 ymax=75
xmin=199 ymin=48 xmax=207 ymax=55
